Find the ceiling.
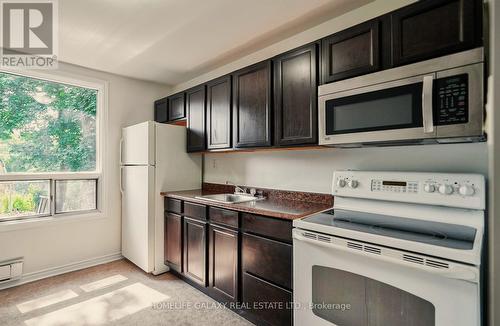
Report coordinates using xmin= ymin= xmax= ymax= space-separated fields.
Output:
xmin=59 ymin=0 xmax=370 ymax=86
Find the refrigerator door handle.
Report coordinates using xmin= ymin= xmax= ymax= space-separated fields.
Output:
xmin=120 ymin=167 xmax=124 ymax=194
xmin=119 ymin=137 xmax=124 ymax=165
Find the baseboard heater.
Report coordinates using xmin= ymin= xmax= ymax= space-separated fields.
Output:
xmin=0 ymin=258 xmax=23 ymax=283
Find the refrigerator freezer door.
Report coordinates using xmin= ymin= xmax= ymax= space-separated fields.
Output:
xmin=153 ymin=123 xmax=202 ymax=275
xmin=122 ymin=165 xmax=155 ymax=272
xmin=121 ymin=121 xmax=155 ymax=165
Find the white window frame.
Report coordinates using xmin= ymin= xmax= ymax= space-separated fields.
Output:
xmin=0 ymin=67 xmax=109 ymax=231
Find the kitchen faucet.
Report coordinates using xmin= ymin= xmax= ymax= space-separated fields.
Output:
xmin=225 ymin=180 xmax=246 ymax=194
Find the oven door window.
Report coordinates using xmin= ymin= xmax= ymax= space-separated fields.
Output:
xmin=325 ymin=82 xmax=423 ymax=135
xmin=311 ymin=265 xmax=435 ymax=326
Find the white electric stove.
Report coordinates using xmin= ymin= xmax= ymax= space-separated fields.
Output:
xmin=293 ymin=171 xmax=485 ymax=326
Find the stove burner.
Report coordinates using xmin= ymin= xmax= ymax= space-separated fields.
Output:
xmin=369 ymin=224 xmax=448 ymax=242
xmin=329 ymin=213 xmax=474 ymax=250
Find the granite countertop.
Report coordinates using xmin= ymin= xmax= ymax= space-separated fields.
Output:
xmin=160 ymin=189 xmax=333 ymax=220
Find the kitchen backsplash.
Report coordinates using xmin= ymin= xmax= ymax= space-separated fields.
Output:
xmin=203 ymin=142 xmax=488 ymax=194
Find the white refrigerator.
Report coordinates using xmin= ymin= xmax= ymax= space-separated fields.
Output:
xmin=120 ymin=121 xmax=201 ymax=275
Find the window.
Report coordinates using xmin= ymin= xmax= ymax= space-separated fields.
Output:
xmin=0 ymin=70 xmax=104 ymax=222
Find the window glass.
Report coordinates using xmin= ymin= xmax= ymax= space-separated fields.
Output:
xmin=55 ymin=179 xmax=97 ymax=213
xmin=0 ymin=72 xmax=97 ymax=173
xmin=0 ymin=180 xmax=50 ymax=221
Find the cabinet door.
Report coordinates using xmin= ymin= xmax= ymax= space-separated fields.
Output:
xmin=165 ymin=212 xmax=182 ymax=272
xmin=183 ymin=217 xmax=207 ymax=286
xmin=391 ymin=0 xmax=482 ymax=66
xmin=154 ymin=98 xmax=168 ymax=123
xmin=207 ymin=76 xmax=232 ymax=149
xmin=274 ymin=43 xmax=318 ymax=146
xmin=167 ymin=92 xmax=186 ymax=121
xmin=321 ymin=19 xmax=380 ymax=83
xmin=208 ymin=225 xmax=238 ymax=303
xmin=186 ymin=85 xmax=206 ymax=152
xmin=233 ymin=61 xmax=272 ymax=148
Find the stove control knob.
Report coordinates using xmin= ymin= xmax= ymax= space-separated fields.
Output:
xmin=348 ymin=180 xmax=359 ymax=189
xmin=438 ymin=184 xmax=453 ymax=195
xmin=337 ymin=179 xmax=346 ymax=188
xmin=459 ymin=185 xmax=475 ymax=196
xmin=424 ymin=184 xmax=435 ymax=193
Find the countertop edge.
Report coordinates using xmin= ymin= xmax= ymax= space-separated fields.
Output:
xmin=161 ymin=191 xmax=333 ymax=221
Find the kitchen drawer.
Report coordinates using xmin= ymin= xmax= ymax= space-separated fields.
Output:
xmin=184 ymin=202 xmax=207 ymax=221
xmin=209 ymin=207 xmax=238 ymax=228
xmin=241 ymin=213 xmax=292 ymax=243
xmin=242 ymin=233 xmax=292 ymax=290
xmin=165 ymin=198 xmax=182 ymax=214
xmin=242 ymin=272 xmax=292 ymax=326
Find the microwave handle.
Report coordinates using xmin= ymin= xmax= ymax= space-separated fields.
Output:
xmin=422 ymin=75 xmax=434 ymax=133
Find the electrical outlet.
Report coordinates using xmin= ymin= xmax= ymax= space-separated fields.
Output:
xmin=212 ymin=159 xmax=217 ymax=169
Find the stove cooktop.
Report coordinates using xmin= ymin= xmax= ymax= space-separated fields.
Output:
xmin=303 ymin=209 xmax=476 ymax=250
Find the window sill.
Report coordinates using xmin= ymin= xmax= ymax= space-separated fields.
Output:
xmin=0 ymin=211 xmax=106 ymax=233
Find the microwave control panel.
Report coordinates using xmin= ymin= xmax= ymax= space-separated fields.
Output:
xmin=434 ymin=74 xmax=468 ymax=125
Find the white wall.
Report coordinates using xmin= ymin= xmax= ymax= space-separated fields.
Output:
xmin=0 ymin=63 xmax=169 ymax=280
xmin=204 ymin=143 xmax=488 ymax=194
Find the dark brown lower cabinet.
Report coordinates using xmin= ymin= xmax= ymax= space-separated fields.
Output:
xmin=208 ymin=224 xmax=239 ymax=303
xmin=164 ymin=199 xmax=293 ymax=326
xmin=242 ymin=232 xmax=293 ymax=326
xmin=241 ymin=272 xmax=292 ymax=326
xmin=183 ymin=217 xmax=207 ymax=286
xmin=165 ymin=212 xmax=182 ymax=272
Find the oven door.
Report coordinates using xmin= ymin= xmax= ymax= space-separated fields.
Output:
xmin=319 ymin=74 xmax=436 ymax=146
xmin=293 ymin=229 xmax=480 ymax=326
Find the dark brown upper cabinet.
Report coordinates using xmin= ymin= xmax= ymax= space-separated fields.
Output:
xmin=186 ymin=85 xmax=206 ymax=152
xmin=391 ymin=0 xmax=482 ymax=67
xmin=273 ymin=43 xmax=318 ymax=146
xmin=206 ymin=76 xmax=232 ymax=150
xmin=167 ymin=92 xmax=186 ymax=121
xmin=232 ymin=61 xmax=272 ymax=148
xmin=321 ymin=19 xmax=380 ymax=84
xmin=154 ymin=97 xmax=168 ymax=123
xmin=208 ymin=224 xmax=239 ymax=303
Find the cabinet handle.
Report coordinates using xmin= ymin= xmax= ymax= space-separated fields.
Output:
xmin=119 ymin=167 xmax=124 ymax=194
xmin=119 ymin=137 xmax=124 ymax=165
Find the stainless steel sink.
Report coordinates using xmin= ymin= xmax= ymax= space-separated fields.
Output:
xmin=195 ymin=193 xmax=260 ymax=204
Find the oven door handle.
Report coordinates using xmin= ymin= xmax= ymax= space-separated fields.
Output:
xmin=422 ymin=75 xmax=435 ymax=133
xmin=294 ymin=231 xmax=478 ymax=282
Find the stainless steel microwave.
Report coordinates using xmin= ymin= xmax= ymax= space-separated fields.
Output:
xmin=318 ymin=48 xmax=485 ymax=147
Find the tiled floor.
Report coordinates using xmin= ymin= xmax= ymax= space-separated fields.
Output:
xmin=0 ymin=259 xmax=253 ymax=326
